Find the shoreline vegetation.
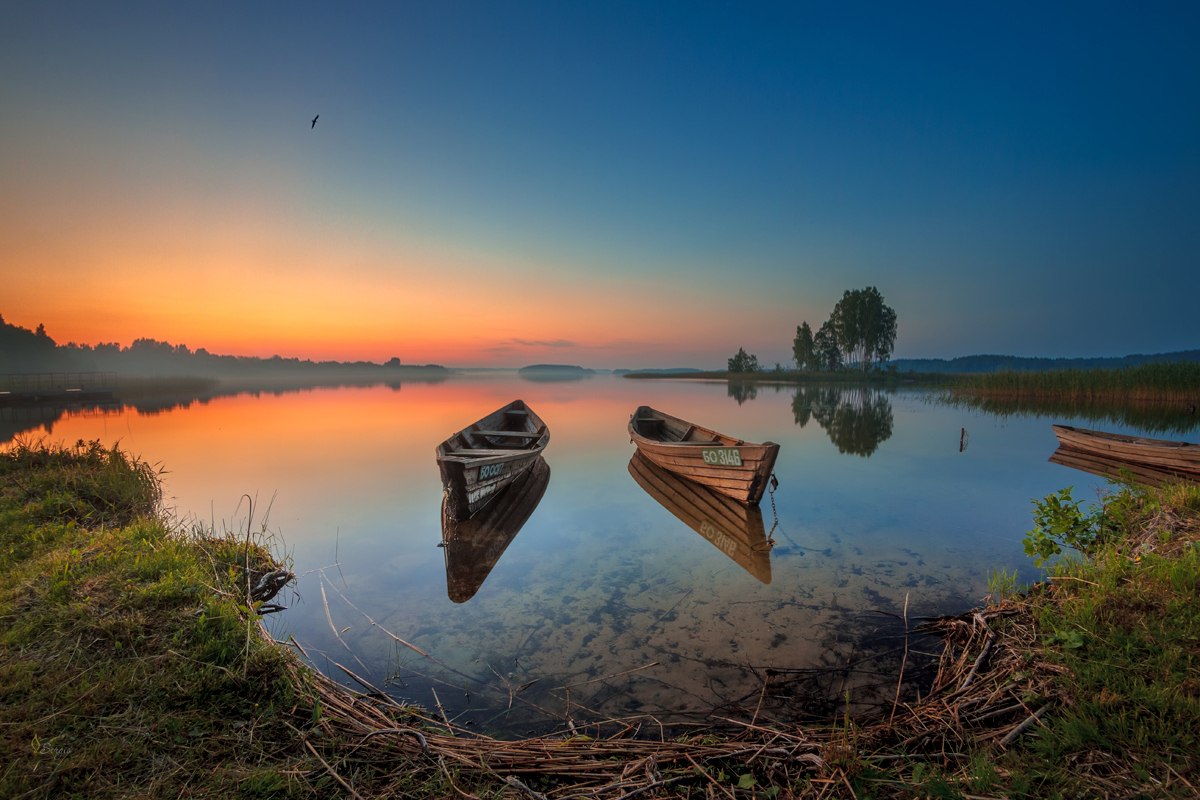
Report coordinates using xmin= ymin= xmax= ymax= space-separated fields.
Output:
xmin=629 ymin=363 xmax=1200 ymax=412
xmin=3 ymin=441 xmax=1198 ymax=798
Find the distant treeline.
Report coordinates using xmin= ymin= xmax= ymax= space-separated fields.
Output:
xmin=0 ymin=314 xmax=448 ymax=378
xmin=891 ymin=351 xmax=1200 ymax=374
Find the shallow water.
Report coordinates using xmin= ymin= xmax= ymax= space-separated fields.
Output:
xmin=7 ymin=375 xmax=1195 ymax=733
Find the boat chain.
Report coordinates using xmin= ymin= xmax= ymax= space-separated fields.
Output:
xmin=766 ymin=472 xmax=781 ymax=546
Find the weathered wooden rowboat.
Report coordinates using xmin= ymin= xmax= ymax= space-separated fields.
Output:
xmin=628 ymin=405 xmax=780 ymax=505
xmin=628 ymin=452 xmax=772 ymax=584
xmin=436 ymin=399 xmax=549 ymax=520
xmin=442 ymin=456 xmax=550 ymax=603
xmin=1050 ymin=425 xmax=1200 ymax=476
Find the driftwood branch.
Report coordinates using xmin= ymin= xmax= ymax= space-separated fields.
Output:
xmin=250 ymin=568 xmax=293 ymax=602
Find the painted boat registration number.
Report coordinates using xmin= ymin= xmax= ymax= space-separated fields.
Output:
xmin=479 ymin=463 xmax=506 ymax=479
xmin=701 ymin=448 xmax=742 ymax=467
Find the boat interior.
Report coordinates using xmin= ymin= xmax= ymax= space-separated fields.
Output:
xmin=457 ymin=407 xmax=543 ymax=452
xmin=633 ymin=412 xmax=740 ymax=445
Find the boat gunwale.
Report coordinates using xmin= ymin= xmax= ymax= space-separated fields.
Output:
xmin=1051 ymin=424 xmax=1198 ymax=452
xmin=437 ymin=400 xmax=549 ymax=464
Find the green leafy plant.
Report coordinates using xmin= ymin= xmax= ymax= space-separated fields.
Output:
xmin=1025 ymin=487 xmax=1108 ymax=567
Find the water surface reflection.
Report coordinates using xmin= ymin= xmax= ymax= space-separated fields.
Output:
xmin=9 ymin=376 xmax=1196 ymax=735
xmin=627 ymin=452 xmax=772 ymax=584
xmin=442 ymin=456 xmax=550 ymax=603
xmin=791 ymin=385 xmax=894 ymax=456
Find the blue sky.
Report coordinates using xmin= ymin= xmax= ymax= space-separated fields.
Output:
xmin=2 ymin=1 xmax=1197 ymax=367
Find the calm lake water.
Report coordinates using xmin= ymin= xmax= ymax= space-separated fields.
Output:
xmin=7 ymin=375 xmax=1196 ymax=734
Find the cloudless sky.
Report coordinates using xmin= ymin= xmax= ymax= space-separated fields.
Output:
xmin=2 ymin=1 xmax=1197 ymax=368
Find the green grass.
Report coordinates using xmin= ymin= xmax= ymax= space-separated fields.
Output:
xmin=0 ymin=440 xmax=315 ymax=798
xmin=995 ymin=480 xmax=1200 ymax=798
xmin=1012 ymin=547 xmax=1200 ymax=797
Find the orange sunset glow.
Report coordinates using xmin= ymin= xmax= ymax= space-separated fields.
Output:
xmin=3 ymin=3 xmax=1198 ymax=368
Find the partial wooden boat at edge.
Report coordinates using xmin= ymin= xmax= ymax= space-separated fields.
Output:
xmin=628 ymin=452 xmax=772 ymax=584
xmin=1050 ymin=424 xmax=1200 ymax=480
xmin=442 ymin=456 xmax=550 ymax=603
xmin=628 ymin=405 xmax=780 ymax=505
xmin=436 ymin=399 xmax=549 ymax=520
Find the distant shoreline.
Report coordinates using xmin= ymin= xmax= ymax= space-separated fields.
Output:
xmin=623 ymin=369 xmax=953 ymax=385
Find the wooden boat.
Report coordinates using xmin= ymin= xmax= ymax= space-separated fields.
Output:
xmin=1050 ymin=425 xmax=1200 ymax=477
xmin=628 ymin=406 xmax=780 ymax=505
xmin=628 ymin=453 xmax=772 ymax=584
xmin=442 ymin=456 xmax=550 ymax=603
xmin=436 ymin=399 xmax=549 ymax=519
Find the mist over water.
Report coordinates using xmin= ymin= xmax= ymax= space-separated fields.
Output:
xmin=6 ymin=375 xmax=1195 ymax=734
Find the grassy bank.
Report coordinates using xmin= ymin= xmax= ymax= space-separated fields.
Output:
xmin=3 ymin=440 xmax=1198 ymax=798
xmin=0 ymin=440 xmax=321 ymax=797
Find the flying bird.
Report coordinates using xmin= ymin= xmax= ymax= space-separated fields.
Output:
xmin=311 ymin=114 xmax=319 ymax=129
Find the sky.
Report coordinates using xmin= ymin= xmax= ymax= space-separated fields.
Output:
xmin=2 ymin=1 xmax=1198 ymax=369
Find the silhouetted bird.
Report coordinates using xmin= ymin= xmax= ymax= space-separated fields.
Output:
xmin=311 ymin=114 xmax=319 ymax=129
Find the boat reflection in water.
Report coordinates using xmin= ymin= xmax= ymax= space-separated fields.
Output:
xmin=441 ymin=456 xmax=550 ymax=603
xmin=627 ymin=452 xmax=773 ymax=584
xmin=1049 ymin=446 xmax=1191 ymax=488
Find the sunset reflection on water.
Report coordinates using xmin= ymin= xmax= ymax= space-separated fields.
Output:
xmin=5 ymin=374 xmax=1130 ymax=733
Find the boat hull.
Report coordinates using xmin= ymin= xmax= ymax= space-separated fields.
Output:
xmin=1051 ymin=424 xmax=1200 ymax=477
xmin=436 ymin=400 xmax=550 ymax=519
xmin=628 ymin=405 xmax=780 ymax=505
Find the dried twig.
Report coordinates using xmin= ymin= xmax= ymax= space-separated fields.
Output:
xmin=1000 ymin=704 xmax=1051 ymax=747
xmin=303 ymin=738 xmax=363 ymax=800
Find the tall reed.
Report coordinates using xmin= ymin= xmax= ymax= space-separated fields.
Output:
xmin=951 ymin=363 xmax=1200 ymax=405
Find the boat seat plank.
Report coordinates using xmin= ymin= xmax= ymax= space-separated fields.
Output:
xmin=445 ymin=448 xmax=531 ymax=456
xmin=472 ymin=429 xmax=540 ymax=437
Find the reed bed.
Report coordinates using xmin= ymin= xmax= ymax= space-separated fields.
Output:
xmin=945 ymin=363 xmax=1200 ymax=435
xmin=950 ymin=363 xmax=1200 ymax=406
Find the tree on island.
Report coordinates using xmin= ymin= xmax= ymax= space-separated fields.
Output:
xmin=812 ymin=321 xmax=843 ymax=371
xmin=793 ymin=286 xmax=897 ymax=372
xmin=792 ymin=322 xmax=815 ymax=370
xmin=830 ymin=286 xmax=897 ymax=372
xmin=727 ymin=347 xmax=760 ymax=373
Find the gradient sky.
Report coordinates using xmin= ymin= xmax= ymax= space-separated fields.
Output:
xmin=2 ymin=2 xmax=1197 ymax=368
